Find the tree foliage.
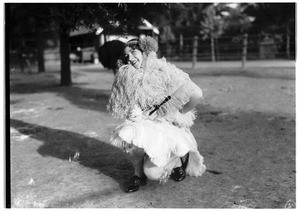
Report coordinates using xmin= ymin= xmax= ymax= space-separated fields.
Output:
xmin=170 ymin=3 xmax=210 ymax=37
xmin=51 ymin=3 xmax=172 ymax=85
xmin=222 ymin=4 xmax=253 ymax=34
xmin=9 ymin=4 xmax=51 ymax=41
xmin=9 ymin=4 xmax=54 ymax=73
xmin=47 ymin=3 xmax=139 ymax=34
xmin=200 ymin=4 xmax=226 ymax=40
xmin=46 ymin=3 xmax=132 ymax=85
xmin=244 ymin=3 xmax=295 ymax=34
xmin=200 ymin=4 xmax=227 ymax=61
xmin=9 ymin=3 xmax=174 ymax=85
xmin=8 ymin=3 xmax=295 ymax=84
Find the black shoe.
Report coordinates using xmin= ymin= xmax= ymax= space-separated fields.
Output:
xmin=125 ymin=174 xmax=147 ymax=193
xmin=170 ymin=153 xmax=189 ymax=182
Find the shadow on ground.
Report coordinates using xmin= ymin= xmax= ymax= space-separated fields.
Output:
xmin=10 ymin=119 xmax=134 ymax=191
xmin=10 ymin=81 xmax=111 ymax=113
xmin=10 ymin=103 xmax=296 ymax=208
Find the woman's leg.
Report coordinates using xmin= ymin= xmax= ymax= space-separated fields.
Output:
xmin=127 ymin=146 xmax=145 ymax=177
xmin=170 ymin=152 xmax=189 ymax=181
xmin=124 ymin=145 xmax=147 ymax=193
xmin=143 ymin=154 xmax=182 ymax=183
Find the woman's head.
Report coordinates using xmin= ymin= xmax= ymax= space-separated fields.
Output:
xmin=123 ymin=36 xmax=159 ymax=69
xmin=124 ymin=38 xmax=144 ymax=69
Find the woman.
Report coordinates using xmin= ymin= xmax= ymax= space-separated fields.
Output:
xmin=107 ymin=36 xmax=206 ymax=193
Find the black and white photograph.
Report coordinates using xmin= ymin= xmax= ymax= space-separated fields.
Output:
xmin=6 ymin=1 xmax=296 ymax=208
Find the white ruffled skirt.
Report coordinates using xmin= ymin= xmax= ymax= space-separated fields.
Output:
xmin=110 ymin=118 xmax=206 ymax=177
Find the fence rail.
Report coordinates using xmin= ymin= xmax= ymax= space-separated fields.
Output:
xmin=158 ymin=33 xmax=295 ymax=62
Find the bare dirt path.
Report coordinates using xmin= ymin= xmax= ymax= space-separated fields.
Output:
xmin=9 ymin=61 xmax=295 ymax=208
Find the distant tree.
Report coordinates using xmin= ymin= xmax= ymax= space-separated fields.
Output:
xmin=142 ymin=3 xmax=211 ymax=45
xmin=47 ymin=4 xmax=129 ymax=86
xmin=223 ymin=4 xmax=253 ymax=35
xmin=143 ymin=3 xmax=210 ymax=64
xmin=173 ymin=3 xmax=209 ymax=36
xmin=245 ymin=3 xmax=295 ymax=34
xmin=221 ymin=4 xmax=254 ymax=68
xmin=9 ymin=4 xmax=52 ymax=73
xmin=9 ymin=3 xmax=195 ymax=85
xmin=47 ymin=3 xmax=171 ymax=86
xmin=245 ymin=3 xmax=295 ymax=58
xmin=159 ymin=25 xmax=176 ymax=57
xmin=200 ymin=4 xmax=227 ymax=61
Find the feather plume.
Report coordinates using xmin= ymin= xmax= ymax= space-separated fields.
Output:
xmin=107 ymin=53 xmax=198 ymax=128
xmin=139 ymin=36 xmax=159 ymax=55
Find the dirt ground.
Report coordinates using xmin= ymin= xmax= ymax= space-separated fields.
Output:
xmin=9 ymin=60 xmax=295 ymax=208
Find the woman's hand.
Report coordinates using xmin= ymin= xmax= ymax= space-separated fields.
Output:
xmin=142 ymin=107 xmax=158 ymax=120
xmin=181 ymin=84 xmax=203 ymax=114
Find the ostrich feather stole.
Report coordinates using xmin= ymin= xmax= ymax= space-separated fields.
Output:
xmin=107 ymin=53 xmax=198 ymax=127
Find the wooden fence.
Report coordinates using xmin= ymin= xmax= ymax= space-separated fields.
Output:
xmin=158 ymin=33 xmax=295 ymax=68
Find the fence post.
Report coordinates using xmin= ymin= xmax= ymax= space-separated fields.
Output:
xmin=211 ymin=36 xmax=216 ymax=62
xmin=179 ymin=34 xmax=183 ymax=61
xmin=192 ymin=36 xmax=198 ymax=71
xmin=241 ymin=33 xmax=248 ymax=70
xmin=286 ymin=26 xmax=290 ymax=59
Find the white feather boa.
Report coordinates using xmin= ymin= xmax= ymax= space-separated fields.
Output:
xmin=107 ymin=52 xmax=197 ymax=128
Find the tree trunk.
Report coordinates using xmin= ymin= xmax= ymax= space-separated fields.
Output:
xmin=242 ymin=33 xmax=248 ymax=70
xmin=36 ymin=29 xmax=45 ymax=73
xmin=286 ymin=25 xmax=290 ymax=59
xmin=59 ymin=26 xmax=72 ymax=86
xmin=215 ymin=38 xmax=220 ymax=61
xmin=20 ymin=40 xmax=26 ymax=73
xmin=192 ymin=36 xmax=198 ymax=71
xmin=210 ymin=36 xmax=215 ymax=62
